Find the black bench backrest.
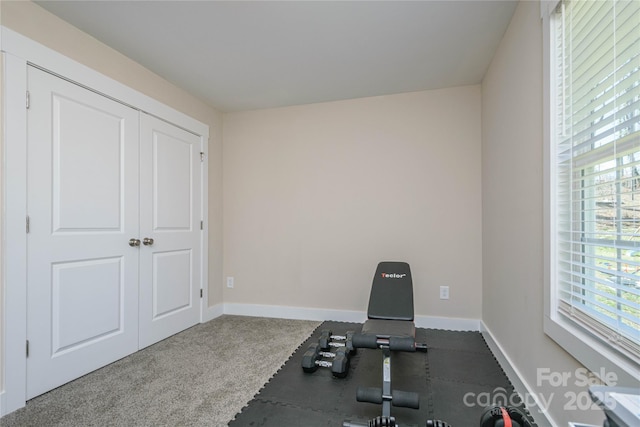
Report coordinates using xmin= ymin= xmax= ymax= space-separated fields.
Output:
xmin=367 ymin=261 xmax=414 ymax=321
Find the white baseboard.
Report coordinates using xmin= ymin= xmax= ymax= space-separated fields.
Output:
xmin=415 ymin=314 xmax=480 ymax=331
xmin=222 ymin=303 xmax=367 ymax=323
xmin=481 ymin=321 xmax=555 ymax=427
xmin=0 ymin=390 xmax=6 ymax=418
xmin=216 ymin=303 xmax=481 ymax=331
xmin=202 ymin=303 xmax=224 ymax=323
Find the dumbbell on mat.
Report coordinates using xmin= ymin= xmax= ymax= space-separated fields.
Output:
xmin=426 ymin=421 xmax=451 ymax=427
xmin=301 ymin=343 xmax=350 ymax=378
xmin=318 ymin=329 xmax=357 ymax=354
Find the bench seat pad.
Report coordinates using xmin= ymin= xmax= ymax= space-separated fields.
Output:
xmin=361 ymin=319 xmax=415 ymax=339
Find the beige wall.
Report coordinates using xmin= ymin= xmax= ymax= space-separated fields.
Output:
xmin=223 ymin=86 xmax=483 ymax=318
xmin=0 ymin=0 xmax=223 ymax=398
xmin=482 ymin=1 xmax=606 ymax=425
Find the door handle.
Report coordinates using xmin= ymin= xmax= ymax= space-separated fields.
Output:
xmin=129 ymin=238 xmax=141 ymax=247
xmin=143 ymin=237 xmax=154 ymax=246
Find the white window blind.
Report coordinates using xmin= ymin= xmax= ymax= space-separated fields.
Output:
xmin=554 ymin=0 xmax=640 ymax=362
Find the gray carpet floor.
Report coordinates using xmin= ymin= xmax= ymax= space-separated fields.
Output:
xmin=0 ymin=315 xmax=321 ymax=427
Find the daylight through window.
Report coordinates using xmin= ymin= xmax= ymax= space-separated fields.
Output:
xmin=553 ymin=0 xmax=640 ymax=361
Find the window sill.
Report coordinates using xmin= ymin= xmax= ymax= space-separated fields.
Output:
xmin=544 ymin=314 xmax=639 ymax=387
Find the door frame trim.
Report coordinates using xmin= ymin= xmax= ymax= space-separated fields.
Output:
xmin=1 ymin=26 xmax=210 ymax=416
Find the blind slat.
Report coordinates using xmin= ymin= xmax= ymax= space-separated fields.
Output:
xmin=553 ymin=0 xmax=640 ymax=364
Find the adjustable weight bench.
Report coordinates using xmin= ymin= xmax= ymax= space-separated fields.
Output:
xmin=344 ymin=262 xmax=449 ymax=427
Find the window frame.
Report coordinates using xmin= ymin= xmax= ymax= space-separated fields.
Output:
xmin=542 ymin=0 xmax=640 ymax=385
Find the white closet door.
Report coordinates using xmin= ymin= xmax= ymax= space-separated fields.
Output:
xmin=138 ymin=113 xmax=202 ymax=349
xmin=26 ymin=67 xmax=140 ymax=398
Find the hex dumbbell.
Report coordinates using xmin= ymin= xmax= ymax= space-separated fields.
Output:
xmin=318 ymin=330 xmax=356 ymax=355
xmin=301 ymin=343 xmax=350 ymax=378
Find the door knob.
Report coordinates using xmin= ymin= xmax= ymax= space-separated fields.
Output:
xmin=143 ymin=237 xmax=154 ymax=246
xmin=129 ymin=238 xmax=141 ymax=247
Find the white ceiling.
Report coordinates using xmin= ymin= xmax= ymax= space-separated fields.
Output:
xmin=36 ymin=0 xmax=518 ymax=112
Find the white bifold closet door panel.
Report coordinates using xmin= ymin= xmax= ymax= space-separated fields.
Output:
xmin=138 ymin=113 xmax=201 ymax=349
xmin=26 ymin=67 xmax=140 ymax=399
xmin=26 ymin=67 xmax=202 ymax=399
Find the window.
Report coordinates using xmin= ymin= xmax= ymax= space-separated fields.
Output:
xmin=548 ymin=0 xmax=640 ymax=374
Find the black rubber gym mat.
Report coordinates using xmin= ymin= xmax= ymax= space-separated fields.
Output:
xmin=229 ymin=321 xmax=536 ymax=427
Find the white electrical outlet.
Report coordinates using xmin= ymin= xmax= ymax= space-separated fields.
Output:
xmin=440 ymin=286 xmax=449 ymax=300
xmin=227 ymin=277 xmax=234 ymax=288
